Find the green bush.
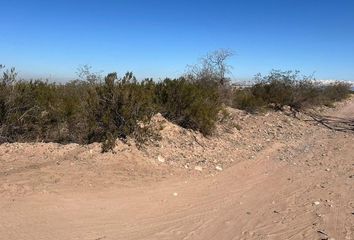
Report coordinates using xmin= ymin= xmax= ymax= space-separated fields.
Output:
xmin=156 ymin=78 xmax=221 ymax=135
xmin=232 ymin=70 xmax=351 ymax=113
xmin=232 ymin=88 xmax=265 ymax=113
xmin=83 ymin=72 xmax=158 ymax=150
xmin=0 ymin=67 xmax=222 ymax=148
xmin=252 ymin=70 xmax=301 ymax=110
xmin=322 ymin=81 xmax=352 ymax=104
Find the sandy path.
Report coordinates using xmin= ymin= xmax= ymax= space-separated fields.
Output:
xmin=1 ymin=101 xmax=354 ymax=240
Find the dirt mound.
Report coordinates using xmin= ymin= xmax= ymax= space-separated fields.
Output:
xmin=142 ymin=107 xmax=317 ymax=171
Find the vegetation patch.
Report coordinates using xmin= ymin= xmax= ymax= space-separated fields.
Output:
xmin=0 ymin=60 xmax=351 ymax=151
xmin=232 ymin=70 xmax=351 ymax=113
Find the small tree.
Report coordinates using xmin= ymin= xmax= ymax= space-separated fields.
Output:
xmin=187 ymin=49 xmax=234 ymax=87
xmin=186 ymin=49 xmax=234 ymax=105
xmin=76 ymin=65 xmax=102 ymax=84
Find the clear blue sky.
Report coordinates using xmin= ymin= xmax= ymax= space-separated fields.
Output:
xmin=1 ymin=0 xmax=354 ymax=81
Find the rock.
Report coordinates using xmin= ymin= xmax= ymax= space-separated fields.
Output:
xmin=313 ymin=201 xmax=320 ymax=206
xmin=194 ymin=166 xmax=203 ymax=172
xmin=215 ymin=166 xmax=223 ymax=171
xmin=282 ymin=105 xmax=291 ymax=112
xmin=157 ymin=155 xmax=165 ymax=163
xmin=325 ymin=168 xmax=330 ymax=172
xmin=173 ymin=192 xmax=178 ymax=197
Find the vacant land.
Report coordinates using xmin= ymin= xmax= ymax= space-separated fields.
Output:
xmin=0 ymin=98 xmax=354 ymax=240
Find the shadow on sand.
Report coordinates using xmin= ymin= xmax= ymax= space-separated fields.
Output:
xmin=305 ymin=113 xmax=354 ymax=132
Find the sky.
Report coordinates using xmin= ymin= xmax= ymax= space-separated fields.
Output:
xmin=1 ymin=0 xmax=354 ymax=82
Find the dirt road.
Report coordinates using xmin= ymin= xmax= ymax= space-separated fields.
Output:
xmin=1 ymin=101 xmax=354 ymax=240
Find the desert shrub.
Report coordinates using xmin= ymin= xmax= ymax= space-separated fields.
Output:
xmin=57 ymin=81 xmax=89 ymax=142
xmin=291 ymin=79 xmax=322 ymax=109
xmin=156 ymin=78 xmax=221 ymax=135
xmin=251 ymin=70 xmax=300 ymax=110
xmin=232 ymin=88 xmax=265 ymax=113
xmin=0 ymin=65 xmax=223 ymax=148
xmin=83 ymin=72 xmax=159 ymax=151
xmin=116 ymin=75 xmax=158 ymax=138
xmin=322 ymin=81 xmax=351 ymax=104
xmin=1 ymin=80 xmax=60 ymax=141
xmin=252 ymin=70 xmax=351 ymax=111
xmin=232 ymin=70 xmax=351 ymax=113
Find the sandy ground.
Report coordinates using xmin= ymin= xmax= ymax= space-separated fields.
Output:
xmin=0 ymin=99 xmax=354 ymax=240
